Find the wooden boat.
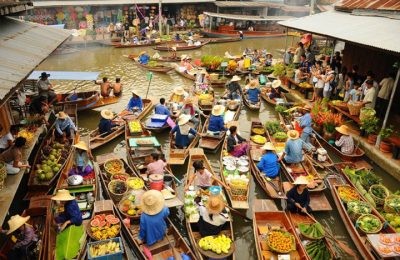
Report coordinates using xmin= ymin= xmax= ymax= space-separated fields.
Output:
xmin=252 ymin=199 xmax=308 ymax=260
xmin=260 ymin=88 xmax=288 ymax=106
xmin=144 ymin=114 xmax=172 ymax=134
xmin=327 ymin=176 xmax=397 ymax=260
xmin=113 ymin=41 xmax=162 ymax=48
xmin=25 ymin=105 xmax=77 ymax=199
xmin=97 ymin=155 xmax=196 ymax=260
xmin=206 ymin=37 xmax=242 ymax=44
xmin=57 ymin=90 xmax=121 ymax=111
xmin=154 ymin=40 xmax=209 ymax=51
xmin=174 ymin=65 xmax=228 ymax=87
xmin=136 ymin=62 xmax=174 ymax=73
xmin=201 ymin=28 xmax=285 ymax=39
xmin=152 ymin=56 xmax=182 ymax=62
xmin=249 ymin=121 xmax=286 ymax=199
xmin=89 ymin=98 xmax=153 ymax=150
xmin=185 ymin=148 xmax=235 ymax=260
xmin=242 ymin=92 xmax=261 ymax=111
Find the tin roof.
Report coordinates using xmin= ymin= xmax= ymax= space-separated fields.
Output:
xmin=214 ymin=1 xmax=310 ymax=12
xmin=279 ymin=11 xmax=400 ymax=54
xmin=203 ymin=12 xmax=293 ymax=21
xmin=33 ymin=0 xmax=215 ymax=7
xmin=0 ymin=17 xmax=70 ymax=100
xmin=335 ymin=0 xmax=400 ymax=11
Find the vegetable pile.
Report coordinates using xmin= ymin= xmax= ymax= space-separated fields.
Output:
xmin=371 ymin=185 xmax=388 ymax=199
xmin=298 ymin=223 xmax=325 ymax=239
xmin=305 ymin=240 xmax=332 ymax=260
xmin=267 ymin=230 xmax=295 ymax=253
xmin=347 ymin=200 xmax=371 ymax=215
xmin=272 ymin=132 xmax=288 ymax=141
xmin=104 ymin=159 xmax=124 ymax=175
xmin=356 ymin=214 xmax=382 ymax=234
xmin=338 ymin=186 xmax=359 ymax=203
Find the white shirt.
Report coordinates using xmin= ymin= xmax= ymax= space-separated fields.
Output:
xmin=378 ymin=77 xmax=395 ymax=100
xmin=363 ymin=87 xmax=377 ymax=108
xmin=0 ymin=132 xmax=13 ymax=149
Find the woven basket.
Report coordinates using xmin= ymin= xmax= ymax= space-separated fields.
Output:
xmin=0 ymin=161 xmax=6 ymax=191
xmin=348 ymin=103 xmax=362 ymax=116
xmin=368 ymin=184 xmax=390 ymax=206
xmin=104 ymin=158 xmax=124 ymax=178
xmin=108 ymin=180 xmax=128 ymax=202
xmin=384 ymin=195 xmax=400 ymax=213
xmin=356 ymin=214 xmax=383 ymax=234
xmin=359 ymin=108 xmax=376 ymax=121
xmin=333 ymin=101 xmax=349 ymax=111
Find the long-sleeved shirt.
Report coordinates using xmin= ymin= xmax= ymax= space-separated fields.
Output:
xmin=55 ymin=117 xmax=77 ymax=135
xmin=226 ymin=82 xmax=243 ymax=96
xmin=287 ymin=186 xmax=310 ymax=209
xmin=170 ymin=125 xmax=197 ymax=148
xmin=59 ymin=200 xmax=83 ymax=226
xmin=139 ymin=54 xmax=150 ymax=65
xmin=139 ymin=207 xmax=169 ymax=246
xmin=257 ymin=152 xmax=280 ymax=178
xmin=246 ymin=88 xmax=261 ymax=103
xmin=126 ymin=97 xmax=143 ymax=111
xmin=227 ymin=134 xmax=246 ymax=153
xmin=299 ymin=113 xmax=312 ymax=134
xmin=14 ymin=225 xmax=37 ymax=249
xmin=98 ymin=118 xmax=117 ymax=135
xmin=208 ymin=115 xmax=227 ymax=132
xmin=154 ymin=104 xmax=171 ymax=116
xmin=284 ymin=139 xmax=305 ymax=164
xmin=335 ymin=135 xmax=354 ymax=155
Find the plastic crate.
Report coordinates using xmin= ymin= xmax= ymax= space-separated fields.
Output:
xmin=87 ymin=237 xmax=124 ymax=260
xmin=146 ymin=121 xmax=165 ymax=128
xmin=151 ymin=114 xmax=168 ymax=123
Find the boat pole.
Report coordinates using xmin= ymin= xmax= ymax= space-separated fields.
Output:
xmin=145 ymin=72 xmax=153 ymax=99
xmin=158 ymin=0 xmax=162 ymax=36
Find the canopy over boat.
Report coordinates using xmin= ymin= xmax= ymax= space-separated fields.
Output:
xmin=28 ymin=71 xmax=101 ymax=81
xmin=203 ymin=12 xmax=293 ymax=22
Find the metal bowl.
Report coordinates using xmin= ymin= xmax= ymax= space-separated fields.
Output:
xmin=237 ymin=159 xmax=249 ymax=167
xmin=67 ymin=175 xmax=83 ymax=186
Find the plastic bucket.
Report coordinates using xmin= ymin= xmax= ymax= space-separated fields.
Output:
xmin=164 ymin=175 xmax=173 ymax=187
xmin=149 ymin=174 xmax=164 ymax=191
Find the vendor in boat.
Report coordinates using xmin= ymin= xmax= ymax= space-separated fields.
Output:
xmin=69 ymin=141 xmax=94 ymax=177
xmin=257 ymin=142 xmax=280 ymax=179
xmin=197 ymin=195 xmax=229 ymax=237
xmin=195 ymin=69 xmax=209 ymax=87
xmin=207 ymin=105 xmax=227 ymax=135
xmin=111 ymin=77 xmax=122 ymax=97
xmin=170 ymin=114 xmax=199 ymax=149
xmin=95 ymin=77 xmax=112 ymax=98
xmin=180 ymin=55 xmax=193 ymax=72
xmin=186 ymin=36 xmax=194 ymax=46
xmin=297 ymin=105 xmax=313 ymax=145
xmin=36 ymin=72 xmax=57 ymax=104
xmin=154 ymin=98 xmax=171 ymax=116
xmin=170 ymin=47 xmax=177 ymax=58
xmin=146 ymin=153 xmax=167 ymax=176
xmin=29 ymin=95 xmax=49 ymax=119
xmin=138 ymin=51 xmax=150 ymax=65
xmin=54 ymin=111 xmax=77 ymax=143
xmin=265 ymin=52 xmax=273 ymax=66
xmin=225 ymin=75 xmax=243 ymax=100
xmin=174 ymin=33 xmax=181 ymax=41
xmin=99 ymin=109 xmax=118 ymax=136
xmin=227 ymin=125 xmax=248 ymax=157
xmin=0 ymin=137 xmax=30 ymax=174
xmin=52 ymin=189 xmax=83 ymax=232
xmin=126 ymin=90 xmax=143 ymax=114
xmin=132 ymin=35 xmax=139 ymax=44
xmin=170 ymin=86 xmax=189 ymax=106
xmin=186 ymin=160 xmax=229 ymax=190
xmin=239 ymin=30 xmax=244 ymax=40
xmin=286 ymin=176 xmax=312 ymax=214
xmin=334 ymin=125 xmax=355 ymax=155
xmin=268 ymin=80 xmax=283 ymax=100
xmin=280 ymin=130 xmax=312 ymax=164
xmin=5 ymin=214 xmax=38 ymax=259
xmin=138 ymin=190 xmax=170 ymax=246
xmin=244 ymin=80 xmax=261 ymax=104
xmin=179 ymin=97 xmax=206 ymax=129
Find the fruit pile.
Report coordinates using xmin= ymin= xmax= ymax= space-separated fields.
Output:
xmin=298 ymin=223 xmax=325 ymax=239
xmin=305 ymin=240 xmax=332 ymax=260
xmin=128 ymin=120 xmax=142 ymax=134
xmin=110 ymin=181 xmax=127 ymax=195
xmin=251 ymin=127 xmax=265 ymax=135
xmin=36 ymin=142 xmax=68 ymax=182
xmin=90 ymin=214 xmax=120 ymax=240
xmin=267 ymin=230 xmax=295 ymax=253
xmin=381 ymin=213 xmax=400 ymax=232
xmin=338 ymin=186 xmax=359 ymax=203
xmin=17 ymin=129 xmax=34 ymax=145
xmin=89 ymin=239 xmax=121 ymax=257
xmin=250 ymin=135 xmax=266 ymax=145
xmin=119 ymin=196 xmax=142 ymax=217
xmin=127 ymin=177 xmax=144 ymax=190
xmin=104 ymin=159 xmax=124 ymax=175
xmin=198 ymin=234 xmax=232 ymax=255
xmin=112 ymin=174 xmax=128 ymax=181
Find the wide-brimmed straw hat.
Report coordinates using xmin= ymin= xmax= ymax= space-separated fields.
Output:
xmin=231 ymin=75 xmax=241 ymax=82
xmin=56 ymin=111 xmax=68 ymax=119
xmin=272 ymin=80 xmax=281 ymax=89
xmin=7 ymin=215 xmax=30 ymax=235
xmin=177 ymin=114 xmax=191 ymax=126
xmin=248 ymin=80 xmax=259 ymax=89
xmin=173 ymin=87 xmax=185 ymax=95
xmin=261 ymin=142 xmax=276 ymax=151
xmin=206 ymin=195 xmax=225 ymax=214
xmin=39 ymin=72 xmax=50 ymax=78
xmin=288 ymin=130 xmax=300 ymax=140
xmin=293 ymin=176 xmax=309 ymax=185
xmin=172 ymin=47 xmax=177 ymax=51
xmin=336 ymin=125 xmax=351 ymax=135
xmin=131 ymin=90 xmax=139 ymax=96
xmin=211 ymin=105 xmax=225 ymax=116
xmin=73 ymin=140 xmax=89 ymax=151
xmin=141 ymin=190 xmax=165 ymax=215
xmin=181 ymin=54 xmax=188 ymax=60
xmin=51 ymin=189 xmax=75 ymax=201
xmin=100 ymin=109 xmax=114 ymax=120
xmin=140 ymin=51 xmax=146 ymax=55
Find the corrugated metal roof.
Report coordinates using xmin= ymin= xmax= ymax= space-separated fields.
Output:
xmin=214 ymin=1 xmax=310 ymax=12
xmin=33 ymin=0 xmax=215 ymax=7
xmin=203 ymin=12 xmax=293 ymax=21
xmin=279 ymin=11 xmax=400 ymax=54
xmin=335 ymin=0 xmax=400 ymax=11
xmin=0 ymin=17 xmax=70 ymax=100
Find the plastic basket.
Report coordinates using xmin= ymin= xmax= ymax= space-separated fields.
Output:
xmin=368 ymin=184 xmax=390 ymax=206
xmin=87 ymin=237 xmax=124 ymax=260
xmin=348 ymin=103 xmax=362 ymax=116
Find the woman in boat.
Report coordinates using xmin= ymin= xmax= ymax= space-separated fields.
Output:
xmin=68 ymin=141 xmax=94 ymax=177
xmin=257 ymin=142 xmax=280 ymax=179
xmin=280 ymin=130 xmax=312 ymax=164
xmin=138 ymin=51 xmax=150 ymax=65
xmin=0 ymin=137 xmax=30 ymax=174
xmin=334 ymin=125 xmax=355 ymax=155
xmin=195 ymin=69 xmax=209 ymax=87
xmin=296 ymin=105 xmax=313 ymax=145
xmin=174 ymin=33 xmax=181 ymax=41
xmin=227 ymin=125 xmax=248 ymax=157
xmin=244 ymin=80 xmax=261 ymax=104
xmin=6 ymin=214 xmax=38 ymax=259
xmin=265 ymin=52 xmax=273 ymax=66
xmin=146 ymin=153 xmax=167 ymax=176
xmin=126 ymin=90 xmax=143 ymax=114
xmin=171 ymin=86 xmax=189 ymax=104
xmin=186 ymin=36 xmax=194 ymax=46
xmin=268 ymin=80 xmax=283 ymax=99
xmin=225 ymin=75 xmax=243 ymax=100
xmin=139 ymin=190 xmax=170 ymax=246
xmin=179 ymin=97 xmax=206 ymax=129
xmin=186 ymin=160 xmax=228 ymax=190
xmin=286 ymin=176 xmax=312 ymax=214
xmin=98 ymin=109 xmax=118 ymax=136
xmin=52 ymin=189 xmax=83 ymax=232
xmin=207 ymin=105 xmax=227 ymax=135
xmin=170 ymin=114 xmax=199 ymax=149
xmin=197 ymin=195 xmax=229 ymax=237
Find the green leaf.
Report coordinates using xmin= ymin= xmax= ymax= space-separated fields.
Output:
xmin=56 ymin=224 xmax=85 ymax=260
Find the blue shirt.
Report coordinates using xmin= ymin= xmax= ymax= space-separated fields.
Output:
xmin=55 ymin=117 xmax=77 ymax=135
xmin=127 ymin=97 xmax=143 ymax=111
xmin=247 ymin=88 xmax=261 ymax=103
xmin=170 ymin=125 xmax=197 ymax=148
xmin=98 ymin=118 xmax=117 ymax=135
xmin=139 ymin=207 xmax=169 ymax=246
xmin=154 ymin=104 xmax=171 ymax=116
xmin=284 ymin=139 xmax=304 ymax=164
xmin=64 ymin=200 xmax=82 ymax=226
xmin=208 ymin=115 xmax=227 ymax=132
xmin=257 ymin=152 xmax=280 ymax=178
xmin=139 ymin=54 xmax=150 ymax=65
xmin=299 ymin=113 xmax=312 ymax=134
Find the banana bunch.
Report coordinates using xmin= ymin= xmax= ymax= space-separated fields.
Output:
xmin=89 ymin=240 xmax=121 ymax=257
xmin=250 ymin=135 xmax=266 ymax=145
xmin=18 ymin=129 xmax=34 ymax=144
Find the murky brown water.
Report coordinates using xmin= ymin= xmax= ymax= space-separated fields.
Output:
xmin=37 ymin=38 xmax=399 ymax=259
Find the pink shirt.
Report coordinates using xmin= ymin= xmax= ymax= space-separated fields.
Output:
xmin=147 ymin=160 xmax=166 ymax=175
xmin=195 ymin=169 xmax=212 ymax=187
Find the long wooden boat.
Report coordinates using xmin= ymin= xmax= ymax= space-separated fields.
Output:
xmin=89 ymin=98 xmax=153 ymax=150
xmin=113 ymin=41 xmax=162 ymax=48
xmin=97 ymin=155 xmax=196 ymax=260
xmin=154 ymin=40 xmax=209 ymax=51
xmin=174 ymin=65 xmax=228 ymax=87
xmin=136 ymin=62 xmax=174 ymax=73
xmin=206 ymin=37 xmax=242 ymax=44
xmin=57 ymin=90 xmax=121 ymax=111
xmin=242 ymin=92 xmax=261 ymax=111
xmin=201 ymin=28 xmax=285 ymax=39
xmin=25 ymin=105 xmax=77 ymax=199
xmin=260 ymin=88 xmax=288 ymax=106
xmin=249 ymin=121 xmax=286 ymax=199
xmin=185 ymin=148 xmax=235 ymax=260
xmin=327 ymin=176 xmax=397 ymax=260
xmin=144 ymin=113 xmax=172 ymax=134
xmin=152 ymin=56 xmax=182 ymax=62
xmin=252 ymin=199 xmax=309 ymax=260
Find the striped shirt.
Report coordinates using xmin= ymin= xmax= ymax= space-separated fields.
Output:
xmin=335 ymin=135 xmax=354 ymax=155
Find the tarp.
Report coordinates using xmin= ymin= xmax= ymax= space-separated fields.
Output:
xmin=28 ymin=71 xmax=101 ymax=81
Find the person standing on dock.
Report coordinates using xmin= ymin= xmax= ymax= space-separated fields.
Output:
xmin=36 ymin=72 xmax=57 ymax=104
xmin=360 ymin=80 xmax=376 ymax=109
xmin=257 ymin=142 xmax=280 ymax=179
xmin=376 ymin=72 xmax=395 ymax=117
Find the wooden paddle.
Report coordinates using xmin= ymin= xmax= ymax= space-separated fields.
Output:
xmin=226 ymin=204 xmax=252 ymax=221
xmin=165 ymin=233 xmax=183 ymax=260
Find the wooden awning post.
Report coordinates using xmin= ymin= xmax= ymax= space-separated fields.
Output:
xmin=284 ymin=27 xmax=288 ymax=59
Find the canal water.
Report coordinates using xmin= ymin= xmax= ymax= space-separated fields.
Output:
xmin=37 ymin=38 xmax=399 ymax=259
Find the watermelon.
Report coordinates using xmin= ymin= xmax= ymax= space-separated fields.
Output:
xmin=109 ymin=217 xmax=120 ymax=225
xmin=90 ymin=219 xmax=100 ymax=227
xmin=98 ymin=220 xmax=107 ymax=228
xmin=105 ymin=214 xmax=115 ymax=222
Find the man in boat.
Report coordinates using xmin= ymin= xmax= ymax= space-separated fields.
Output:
xmin=154 ymin=98 xmax=171 ymax=116
xmin=207 ymin=105 xmax=227 ymax=135
xmin=174 ymin=33 xmax=181 ymax=41
xmin=54 ymin=111 xmax=77 ymax=143
xmin=95 ymin=77 xmax=112 ymax=98
xmin=286 ymin=176 xmax=312 ymax=214
xmin=197 ymin=195 xmax=229 ymax=237
xmin=257 ymin=142 xmax=280 ymax=179
xmin=334 ymin=125 xmax=355 ymax=155
xmin=145 ymin=153 xmax=167 ymax=176
xmin=225 ymin=75 xmax=243 ymax=100
xmin=265 ymin=52 xmax=273 ymax=66
xmin=186 ymin=36 xmax=194 ymax=46
xmin=138 ymin=190 xmax=169 ymax=246
xmin=138 ymin=51 xmax=150 ymax=65
xmin=170 ymin=114 xmax=199 ymax=149
xmin=36 ymin=72 xmax=57 ymax=104
xmin=186 ymin=160 xmax=229 ymax=191
xmin=239 ymin=30 xmax=244 ymax=40
xmin=296 ymin=105 xmax=313 ymax=145
xmin=179 ymin=97 xmax=206 ymax=129
xmin=68 ymin=141 xmax=94 ymax=177
xmin=5 ymin=214 xmax=38 ymax=259
xmin=227 ymin=125 xmax=248 ymax=157
xmin=0 ymin=137 xmax=30 ymax=174
xmin=279 ymin=130 xmax=312 ymax=164
xmin=52 ymin=189 xmax=82 ymax=232
xmin=126 ymin=90 xmax=143 ymax=115
xmin=244 ymin=80 xmax=261 ymax=104
xmin=111 ymin=77 xmax=122 ymax=97
xmin=98 ymin=109 xmax=118 ymax=136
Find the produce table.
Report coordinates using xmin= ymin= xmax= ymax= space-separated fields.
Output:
xmin=367 ymin=234 xmax=400 ymax=258
xmin=328 ymin=103 xmax=361 ymax=125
